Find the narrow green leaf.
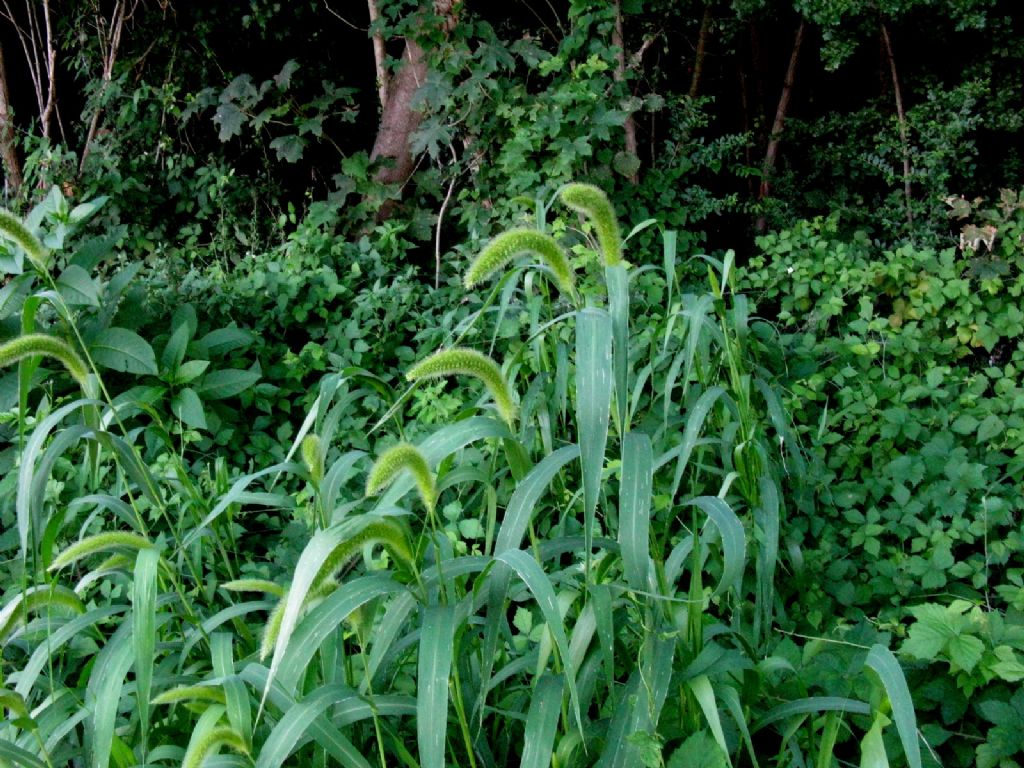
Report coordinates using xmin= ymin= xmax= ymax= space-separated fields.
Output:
xmin=860 ymin=713 xmax=891 ymax=768
xmin=619 ymin=432 xmax=653 ymax=592
xmin=132 ymin=547 xmax=159 ymax=757
xmin=688 ymin=676 xmax=732 ymax=767
xmin=520 ymin=674 xmax=564 ymax=768
xmin=0 ymin=739 xmax=45 ymax=768
xmin=86 ymin=622 xmax=134 ymax=768
xmin=865 ymin=644 xmax=922 ymax=768
xmin=753 ymin=697 xmax=871 ymax=732
xmin=497 ymin=549 xmax=581 ymax=733
xmin=494 ymin=444 xmax=579 ymax=554
xmin=686 ymin=496 xmax=746 ymax=597
xmin=257 ymin=683 xmax=352 ymax=768
xmin=418 ymin=605 xmax=457 ymax=768
xmin=212 ymin=634 xmax=253 ymax=753
xmin=261 ymin=516 xmax=413 ymax=713
xmin=606 ymin=264 xmax=629 ymax=433
xmin=576 ymin=308 xmax=613 ymax=576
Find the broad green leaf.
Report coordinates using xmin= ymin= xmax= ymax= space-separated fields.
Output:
xmin=56 ymin=264 xmax=99 ymax=306
xmin=859 ymin=713 xmax=891 ymax=768
xmin=520 ymin=674 xmax=564 ymax=768
xmin=418 ymin=605 xmax=457 ymax=768
xmin=977 ymin=414 xmax=1004 ymax=442
xmin=198 ymin=368 xmax=260 ymax=400
xmin=618 ymin=431 xmax=653 ymax=592
xmin=172 ymin=387 xmax=207 ymax=429
xmin=90 ymin=328 xmax=158 ymax=375
xmin=576 ymin=308 xmax=613 ymax=576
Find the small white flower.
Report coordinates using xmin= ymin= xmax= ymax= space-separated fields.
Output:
xmin=787 ymin=266 xmax=795 ymax=274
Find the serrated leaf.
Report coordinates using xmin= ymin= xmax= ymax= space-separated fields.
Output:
xmin=215 ymin=102 xmax=245 ymax=141
xmin=977 ymin=414 xmax=1004 ymax=442
xmin=947 ymin=634 xmax=984 ymax=672
xmin=270 ymin=135 xmax=306 ymax=163
xmin=274 ymin=59 xmax=299 ymax=89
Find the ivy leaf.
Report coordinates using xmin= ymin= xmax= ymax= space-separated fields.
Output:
xmin=214 ymin=103 xmax=245 ymax=142
xmin=269 ymin=135 xmax=306 ymax=163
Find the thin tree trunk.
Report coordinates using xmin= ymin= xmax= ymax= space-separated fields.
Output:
xmin=688 ymin=4 xmax=713 ymax=99
xmin=0 ymin=42 xmax=22 ymax=195
xmin=881 ymin=22 xmax=913 ymax=225
xmin=39 ymin=0 xmax=56 ymax=140
xmin=613 ymin=0 xmax=638 ymax=184
xmin=369 ymin=0 xmax=460 ymax=220
xmin=756 ymin=20 xmax=805 ymax=233
xmin=81 ymin=2 xmax=135 ymax=173
xmin=367 ymin=0 xmax=389 ymax=113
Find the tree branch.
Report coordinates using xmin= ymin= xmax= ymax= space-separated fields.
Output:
xmin=881 ymin=22 xmax=913 ymax=225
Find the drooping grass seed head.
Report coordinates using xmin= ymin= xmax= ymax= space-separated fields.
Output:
xmin=406 ymin=347 xmax=517 ymax=426
xmin=0 ymin=334 xmax=91 ymax=393
xmin=559 ymin=183 xmax=623 ymax=267
xmin=365 ymin=442 xmax=437 ymax=514
xmin=465 ymin=228 xmax=576 ymax=296
xmin=0 ymin=208 xmax=49 ymax=274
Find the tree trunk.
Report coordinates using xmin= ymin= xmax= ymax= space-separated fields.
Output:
xmin=0 ymin=42 xmax=22 ymax=196
xmin=369 ymin=0 xmax=460 ymax=220
xmin=881 ymin=22 xmax=913 ymax=225
xmin=756 ymin=20 xmax=805 ymax=233
xmin=613 ymin=0 xmax=638 ymax=184
xmin=688 ymin=4 xmax=713 ymax=99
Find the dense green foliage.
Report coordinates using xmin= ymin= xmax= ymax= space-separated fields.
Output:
xmin=0 ymin=1 xmax=1023 ymax=766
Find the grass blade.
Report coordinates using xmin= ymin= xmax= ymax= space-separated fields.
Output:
xmin=261 ymin=516 xmax=412 ymax=712
xmin=686 ymin=496 xmax=747 ymax=597
xmin=576 ymin=307 xmax=613 ymax=578
xmin=520 ymin=674 xmax=564 ymax=768
xmin=256 ymin=683 xmax=350 ymax=768
xmin=606 ymin=264 xmax=629 ymax=433
xmin=0 ymin=739 xmax=45 ymax=768
xmin=242 ymin=665 xmax=372 ymax=768
xmin=865 ymin=645 xmax=922 ymax=768
xmin=497 ymin=549 xmax=581 ymax=733
xmin=132 ymin=547 xmax=159 ymax=758
xmin=276 ymin=574 xmax=405 ymax=693
xmin=618 ymin=431 xmax=653 ymax=592
xmin=86 ymin=622 xmax=133 ymax=768
xmin=418 ymin=604 xmax=456 ymax=768
xmin=494 ymin=444 xmax=579 ymax=554
xmin=688 ymin=675 xmax=732 ymax=767
xmin=212 ymin=634 xmax=252 ymax=753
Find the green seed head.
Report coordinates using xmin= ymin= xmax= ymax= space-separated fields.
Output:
xmin=0 ymin=333 xmax=90 ymax=393
xmin=0 ymin=208 xmax=49 ymax=273
xmin=366 ymin=442 xmax=437 ymax=514
xmin=559 ymin=183 xmax=623 ymax=267
xmin=465 ymin=228 xmax=576 ymax=295
xmin=406 ymin=347 xmax=517 ymax=426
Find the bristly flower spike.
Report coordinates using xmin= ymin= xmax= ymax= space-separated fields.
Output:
xmin=406 ymin=347 xmax=517 ymax=426
xmin=365 ymin=442 xmax=437 ymax=514
xmin=0 ymin=334 xmax=90 ymax=393
xmin=559 ymin=183 xmax=623 ymax=267
xmin=464 ymin=228 xmax=576 ymax=297
xmin=0 ymin=208 xmax=49 ymax=273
